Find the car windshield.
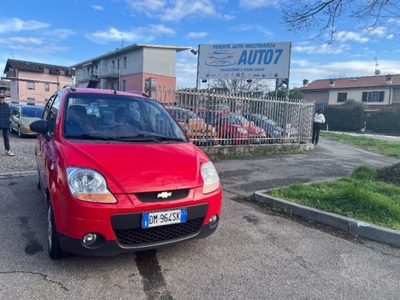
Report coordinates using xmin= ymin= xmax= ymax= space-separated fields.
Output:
xmin=63 ymin=94 xmax=188 ymax=143
xmin=21 ymin=106 xmax=44 ymax=118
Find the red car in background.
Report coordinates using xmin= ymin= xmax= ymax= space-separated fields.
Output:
xmin=226 ymin=113 xmax=267 ymax=144
xmin=197 ymin=104 xmax=230 ymax=116
xmin=199 ymin=111 xmax=249 ymax=145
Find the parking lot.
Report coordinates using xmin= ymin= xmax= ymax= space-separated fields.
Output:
xmin=1 ymin=135 xmax=400 ymax=299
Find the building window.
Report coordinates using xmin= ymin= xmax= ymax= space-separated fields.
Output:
xmin=44 ymin=82 xmax=50 ymax=92
xmin=123 ymin=57 xmax=127 ymax=68
xmin=362 ymin=91 xmax=384 ymax=102
xmin=27 ymin=97 xmax=35 ymax=105
xmin=122 ymin=80 xmax=126 ymax=91
xmin=27 ymin=82 xmax=35 ymax=90
xmin=116 ymin=81 xmax=120 ymax=91
xmin=44 ymin=68 xmax=50 ymax=74
xmin=337 ymin=92 xmax=347 ymax=103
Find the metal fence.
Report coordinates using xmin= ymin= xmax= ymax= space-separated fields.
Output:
xmin=154 ymin=87 xmax=315 ymax=146
xmin=7 ymin=87 xmax=315 ymax=146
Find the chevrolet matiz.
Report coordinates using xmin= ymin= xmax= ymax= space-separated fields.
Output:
xmin=30 ymin=85 xmax=222 ymax=259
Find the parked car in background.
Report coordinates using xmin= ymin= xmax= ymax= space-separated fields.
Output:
xmin=226 ymin=113 xmax=267 ymax=144
xmin=166 ymin=106 xmax=218 ymax=145
xmin=199 ymin=111 xmax=249 ymax=145
xmin=197 ymin=104 xmax=230 ymax=116
xmin=243 ymin=113 xmax=282 ymax=143
xmin=29 ymin=86 xmax=222 ymax=259
xmin=10 ymin=105 xmax=44 ymax=137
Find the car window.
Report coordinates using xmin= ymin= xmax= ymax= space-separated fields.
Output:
xmin=21 ymin=106 xmax=44 ymax=118
xmin=63 ymin=94 xmax=187 ymax=141
xmin=46 ymin=93 xmax=61 ymax=135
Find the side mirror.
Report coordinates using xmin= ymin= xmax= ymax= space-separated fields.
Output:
xmin=30 ymin=119 xmax=49 ymax=134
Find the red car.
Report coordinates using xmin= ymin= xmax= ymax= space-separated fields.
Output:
xmin=226 ymin=113 xmax=267 ymax=144
xmin=199 ymin=111 xmax=249 ymax=145
xmin=30 ymin=85 xmax=222 ymax=259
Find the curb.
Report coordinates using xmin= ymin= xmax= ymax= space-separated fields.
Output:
xmin=253 ymin=190 xmax=400 ymax=248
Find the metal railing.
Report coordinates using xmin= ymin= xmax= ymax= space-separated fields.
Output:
xmin=7 ymin=88 xmax=315 ymax=146
xmin=153 ymin=87 xmax=315 ymax=145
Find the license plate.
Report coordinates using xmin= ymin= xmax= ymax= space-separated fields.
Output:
xmin=141 ymin=208 xmax=187 ymax=229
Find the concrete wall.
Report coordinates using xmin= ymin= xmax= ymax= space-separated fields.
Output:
xmin=328 ymin=88 xmax=391 ymax=106
xmin=143 ymin=48 xmax=176 ymax=76
xmin=302 ymin=91 xmax=328 ymax=105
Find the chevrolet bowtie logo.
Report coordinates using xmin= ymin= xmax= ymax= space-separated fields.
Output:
xmin=157 ymin=191 xmax=172 ymax=199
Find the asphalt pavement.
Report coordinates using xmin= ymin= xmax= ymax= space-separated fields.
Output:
xmin=213 ymin=136 xmax=400 ymax=247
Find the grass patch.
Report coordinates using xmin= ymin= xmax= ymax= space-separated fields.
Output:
xmin=266 ymin=164 xmax=400 ymax=230
xmin=320 ymin=131 xmax=400 ymax=158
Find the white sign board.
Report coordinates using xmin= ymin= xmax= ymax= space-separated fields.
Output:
xmin=197 ymin=42 xmax=291 ymax=80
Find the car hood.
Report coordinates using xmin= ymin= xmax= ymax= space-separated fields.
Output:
xmin=59 ymin=141 xmax=206 ymax=193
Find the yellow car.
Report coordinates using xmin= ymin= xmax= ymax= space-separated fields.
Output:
xmin=166 ymin=106 xmax=218 ymax=145
xmin=10 ymin=105 xmax=44 ymax=137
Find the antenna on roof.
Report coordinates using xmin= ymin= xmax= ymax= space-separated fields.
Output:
xmin=374 ymin=57 xmax=380 ymax=75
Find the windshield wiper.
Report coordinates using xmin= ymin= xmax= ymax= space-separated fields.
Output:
xmin=127 ymin=133 xmax=186 ymax=142
xmin=67 ymin=133 xmax=115 ymax=140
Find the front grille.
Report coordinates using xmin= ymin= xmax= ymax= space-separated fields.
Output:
xmin=111 ymin=203 xmax=208 ymax=248
xmin=135 ymin=189 xmax=189 ymax=202
xmin=115 ymin=218 xmax=204 ymax=246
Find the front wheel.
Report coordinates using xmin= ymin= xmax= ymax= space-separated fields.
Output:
xmin=18 ymin=126 xmax=23 ymax=138
xmin=47 ymin=204 xmax=67 ymax=259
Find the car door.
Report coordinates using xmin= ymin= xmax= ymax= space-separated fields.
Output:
xmin=10 ymin=106 xmax=20 ymax=132
xmin=37 ymin=93 xmax=61 ymax=192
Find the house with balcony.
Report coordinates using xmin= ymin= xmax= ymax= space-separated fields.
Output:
xmin=3 ymin=59 xmax=73 ymax=105
xmin=300 ymin=74 xmax=400 ymax=111
xmin=70 ymin=43 xmax=191 ymax=97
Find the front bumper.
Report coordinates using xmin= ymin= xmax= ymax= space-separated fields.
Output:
xmin=58 ymin=203 xmax=219 ymax=257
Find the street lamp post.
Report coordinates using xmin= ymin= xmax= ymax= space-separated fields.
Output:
xmin=190 ymin=48 xmax=199 ymax=90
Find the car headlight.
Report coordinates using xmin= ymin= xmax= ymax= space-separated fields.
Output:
xmin=200 ymin=161 xmax=220 ymax=194
xmin=238 ymin=127 xmax=248 ymax=134
xmin=67 ymin=167 xmax=117 ymax=203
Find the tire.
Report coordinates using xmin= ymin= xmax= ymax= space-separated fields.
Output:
xmin=18 ymin=126 xmax=23 ymax=138
xmin=47 ymin=204 xmax=66 ymax=260
xmin=36 ymin=167 xmax=41 ymax=190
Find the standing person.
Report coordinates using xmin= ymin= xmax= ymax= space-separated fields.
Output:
xmin=312 ymin=108 xmax=325 ymax=145
xmin=0 ymin=94 xmax=15 ymax=156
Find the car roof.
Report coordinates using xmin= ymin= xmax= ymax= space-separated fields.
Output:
xmin=62 ymin=86 xmax=150 ymax=99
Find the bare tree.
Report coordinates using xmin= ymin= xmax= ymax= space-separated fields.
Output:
xmin=208 ymin=79 xmax=273 ymax=95
xmin=281 ymin=0 xmax=400 ymax=43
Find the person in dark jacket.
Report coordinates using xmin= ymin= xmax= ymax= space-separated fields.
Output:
xmin=0 ymin=94 xmax=15 ymax=156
